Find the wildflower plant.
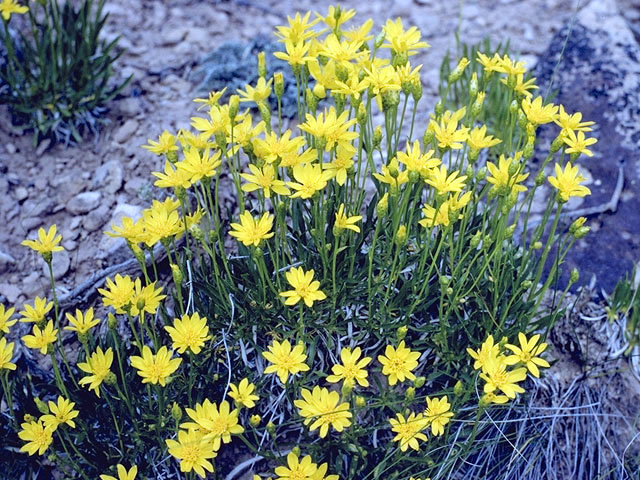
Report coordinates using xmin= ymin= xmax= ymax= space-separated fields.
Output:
xmin=0 ymin=0 xmax=130 ymax=145
xmin=1 ymin=6 xmax=599 ymax=479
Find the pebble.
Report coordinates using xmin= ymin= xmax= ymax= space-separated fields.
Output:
xmin=0 ymin=283 xmax=20 ymax=303
xmin=34 ymin=178 xmax=48 ymax=191
xmin=41 ymin=250 xmax=71 ymax=280
xmin=22 ymin=217 xmax=43 ymax=231
xmin=0 ymin=251 xmax=16 ymax=266
xmin=93 ymin=160 xmax=124 ymax=194
xmin=83 ymin=205 xmax=111 ymax=232
xmin=22 ymin=272 xmax=45 ymax=298
xmin=161 ymin=27 xmax=188 ymax=46
xmin=5 ymin=143 xmax=16 ymax=154
xmin=114 ymin=119 xmax=139 ymax=143
xmin=62 ymin=239 xmax=78 ymax=251
xmin=66 ymin=191 xmax=102 ymax=215
xmin=15 ymin=186 xmax=28 ymax=201
xmin=35 ymin=139 xmax=51 ymax=156
xmin=22 ymin=198 xmax=55 ymax=217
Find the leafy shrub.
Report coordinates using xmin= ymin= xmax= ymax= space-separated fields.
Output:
xmin=1 ymin=6 xmax=598 ymax=479
xmin=0 ymin=0 xmax=130 ymax=145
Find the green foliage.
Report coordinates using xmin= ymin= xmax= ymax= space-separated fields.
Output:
xmin=0 ymin=0 xmax=130 ymax=145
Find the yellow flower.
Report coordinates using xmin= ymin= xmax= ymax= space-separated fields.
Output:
xmin=430 ymin=116 xmax=469 ymax=150
xmin=389 ymin=412 xmax=429 ymax=452
xmin=274 ymin=40 xmax=314 ymax=68
xmin=19 ymin=296 xmax=53 ymax=324
xmin=288 ymin=163 xmax=333 ymax=199
xmin=419 ymin=202 xmax=451 ymax=228
xmin=476 ymin=52 xmax=503 ymax=73
xmin=343 ymin=18 xmax=374 ymax=46
xmin=262 ymin=339 xmax=310 ymax=383
xmin=326 ymin=346 xmax=371 ymax=387
xmin=152 ymin=161 xmax=193 ymax=189
xmin=229 ymin=211 xmax=275 ymax=247
xmin=18 ymin=420 xmax=54 ymax=456
xmin=193 ymin=87 xmax=227 ymax=110
xmin=241 ymin=163 xmax=290 ymax=198
xmin=373 ymin=158 xmax=409 ymax=187
xmin=130 ymin=345 xmax=182 ymax=386
xmin=378 ymin=340 xmax=421 ymax=385
xmin=181 ymin=399 xmax=244 ymax=450
xmin=142 ymin=130 xmax=179 ymax=155
xmin=78 ymin=347 xmax=114 ymax=397
xmin=424 ymin=395 xmax=453 ymax=436
xmin=228 ymin=378 xmax=259 ymax=409
xmin=237 ymin=77 xmax=273 ymax=103
xmin=334 ymin=204 xmax=362 ymax=234
xmin=254 ymin=130 xmax=306 ymax=164
xmin=64 ymin=308 xmax=100 ymax=336
xmin=466 ymin=125 xmax=502 ymax=152
xmin=426 ymin=165 xmax=467 ymax=194
xmin=295 ymin=386 xmax=352 ymax=438
xmin=554 ymin=105 xmax=595 ymax=134
xmin=98 ymin=274 xmax=135 ymax=314
xmin=180 ymin=147 xmax=222 ymax=183
xmin=0 ymin=337 xmax=16 ymax=371
xmin=562 ymin=130 xmax=597 ymax=157
xmin=316 ymin=4 xmax=356 ymax=30
xmin=141 ymin=207 xmax=182 ymax=246
xmin=129 ymin=278 xmax=166 ymax=319
xmin=164 ymin=312 xmax=211 ymax=355
xmin=382 ymin=17 xmax=430 ymax=56
xmin=0 ymin=0 xmax=27 ymax=20
xmin=548 ymin=161 xmax=591 ymax=202
xmin=486 ymin=153 xmax=529 ymax=195
xmin=166 ymin=429 xmax=216 ymax=478
xmin=280 ymin=267 xmax=327 ymax=307
xmin=21 ymin=225 xmax=63 ymax=255
xmin=504 ymin=333 xmax=550 ymax=378
xmin=275 ymin=11 xmax=319 ymax=45
xmin=275 ymin=451 xmax=318 ymax=480
xmin=41 ymin=396 xmax=79 ymax=430
xmin=105 ymin=216 xmax=146 ymax=245
xmin=319 ymin=34 xmax=364 ymax=66
xmin=22 ymin=320 xmax=57 ymax=355
xmin=521 ymin=96 xmax=558 ymax=125
xmin=396 ymin=140 xmax=440 ymax=175
xmin=324 ymin=144 xmax=355 ymax=186
xmin=466 ymin=335 xmax=500 ymax=372
xmin=0 ymin=304 xmax=16 ymax=334
xmin=497 ymin=54 xmax=527 ymax=76
xmin=501 ymin=73 xmax=538 ymax=98
xmin=479 ymin=355 xmax=527 ymax=399
xmin=100 ymin=464 xmax=138 ymax=480
xmin=299 ymin=108 xmax=357 ymax=151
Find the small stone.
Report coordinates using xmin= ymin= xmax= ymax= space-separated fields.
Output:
xmin=124 ymin=177 xmax=148 ymax=196
xmin=83 ymin=205 xmax=111 ymax=232
xmin=66 ymin=191 xmax=102 ymax=215
xmin=14 ymin=187 xmax=28 ymax=201
xmin=41 ymin=250 xmax=70 ymax=280
xmin=5 ymin=143 xmax=16 ymax=154
xmin=35 ymin=138 xmax=51 ymax=156
xmin=93 ymin=160 xmax=124 ymax=194
xmin=186 ymin=27 xmax=209 ymax=45
xmin=0 ymin=283 xmax=20 ymax=303
xmin=62 ymin=240 xmax=78 ymax=251
xmin=0 ymin=251 xmax=16 ymax=266
xmin=114 ymin=119 xmax=139 ymax=144
xmin=118 ymin=97 xmax=143 ymax=117
xmin=69 ymin=217 xmax=82 ymax=230
xmin=161 ymin=27 xmax=188 ymax=46
xmin=22 ymin=217 xmax=43 ymax=231
xmin=22 ymin=272 xmax=45 ymax=298
xmin=34 ymin=178 xmax=48 ymax=191
xmin=22 ymin=198 xmax=55 ymax=217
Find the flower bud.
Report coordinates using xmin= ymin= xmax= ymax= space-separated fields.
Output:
xmin=305 ymin=87 xmax=318 ymax=112
xmin=171 ymin=402 xmax=183 ymax=422
xmin=388 ymin=164 xmax=399 ymax=179
xmin=215 ymin=131 xmax=227 ymax=149
xmin=228 ymin=95 xmax=240 ymax=121
xmin=382 ymin=90 xmax=400 ymax=111
xmin=434 ymin=100 xmax=444 ymax=116
xmin=373 ymin=126 xmax=383 ymax=148
xmin=411 ymin=78 xmax=423 ymax=102
xmin=393 ymin=51 xmax=409 ymax=68
xmin=405 ymin=386 xmax=416 ymax=402
xmin=105 ymin=371 xmax=117 ymax=386
xmin=313 ymin=83 xmax=326 ymax=99
xmin=439 ymin=275 xmax=451 ymax=287
xmin=509 ymin=99 xmax=519 ymax=116
xmin=518 ymin=111 xmax=528 ymax=130
xmin=574 ymin=226 xmax=590 ymax=239
xmin=446 ymin=287 xmax=454 ymax=295
xmin=24 ymin=414 xmax=36 ymax=423
xmin=291 ymin=446 xmax=301 ymax=457
xmin=374 ymin=31 xmax=386 ymax=49
xmin=107 ymin=313 xmax=117 ymax=331
xmin=355 ymin=395 xmax=366 ymax=408
xmin=532 ymin=241 xmax=542 ymax=250
xmin=453 ymin=379 xmax=464 ymax=396
xmin=357 ymin=102 xmax=367 ymax=126
xmin=470 ymin=231 xmax=482 ymax=248
xmin=569 ymin=216 xmax=586 ymax=234
xmin=341 ymin=380 xmax=354 ymax=397
xmin=469 ymin=72 xmax=478 ymax=99
xmin=475 ymin=167 xmax=487 ymax=181
xmin=550 ymin=134 xmax=565 ymax=154
xmin=471 ymin=91 xmax=485 ymax=117
xmin=414 ymin=376 xmax=426 ymax=388
xmin=250 ymin=414 xmax=261 ymax=427
xmin=465 ymin=165 xmax=474 ymax=178
xmin=190 ymin=224 xmax=204 ymax=243
xmin=535 ymin=171 xmax=545 ymax=186
xmin=523 ymin=138 xmax=535 ymax=159
xmin=376 ymin=193 xmax=389 ymax=217
xmin=257 ymin=51 xmax=267 ymax=78
xmin=34 ymin=397 xmax=49 ymax=415
xmin=423 ymin=128 xmax=434 ymax=146
xmin=257 ymin=101 xmax=271 ymax=127
xmin=166 ymin=150 xmax=179 ymax=163
xmin=448 ymin=57 xmax=470 ymax=83
xmin=395 ymin=224 xmax=408 ymax=246
xmin=274 ymin=72 xmax=284 ymax=98
xmin=505 ymin=224 xmax=516 ymax=237
xmin=522 ymin=280 xmax=532 ymax=289
xmin=170 ymin=264 xmax=183 ymax=286
xmin=396 ymin=325 xmax=408 ymax=341
xmin=570 ymin=268 xmax=580 ymax=284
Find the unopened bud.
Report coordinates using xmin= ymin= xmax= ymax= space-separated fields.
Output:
xmin=453 ymin=379 xmax=464 ymax=396
xmin=570 ymin=268 xmax=580 ymax=284
xmin=171 ymin=402 xmax=183 ymax=422
xmin=469 ymin=72 xmax=478 ymax=99
xmin=305 ymin=87 xmax=317 ymax=112
xmin=569 ymin=216 xmax=586 ymax=234
xmin=518 ymin=111 xmax=528 ymax=130
xmin=446 ymin=287 xmax=454 ymax=295
xmin=574 ymin=226 xmax=590 ymax=239
xmin=34 ymin=397 xmax=49 ymax=415
xmin=274 ymin=72 xmax=284 ymax=98
xmin=395 ymin=224 xmax=408 ymax=246
xmin=291 ymin=446 xmax=301 ymax=457
xmin=476 ymin=167 xmax=487 ymax=181
xmin=171 ymin=264 xmax=183 ymax=285
xmin=357 ymin=102 xmax=367 ymax=126
xmin=107 ymin=313 xmax=117 ymax=331
xmin=355 ymin=395 xmax=366 ymax=408
xmin=373 ymin=126 xmax=382 ymax=148
xmin=423 ymin=128 xmax=434 ymax=146
xmin=448 ymin=57 xmax=470 ymax=83
xmin=509 ymin=99 xmax=519 ymax=115
xmin=397 ymin=325 xmax=408 ymax=341
xmin=411 ymin=78 xmax=423 ymax=102
xmin=313 ymin=83 xmax=326 ymax=99
xmin=470 ymin=231 xmax=482 ymax=248
xmin=414 ymin=376 xmax=426 ymax=388
xmin=523 ymin=139 xmax=535 ymax=159
xmin=532 ymin=241 xmax=542 ymax=250
xmin=405 ymin=386 xmax=416 ymax=402
xmin=382 ymin=90 xmax=400 ymax=111
xmin=434 ymin=100 xmax=444 ymax=116
xmin=267 ymin=421 xmax=276 ymax=437
xmin=257 ymin=51 xmax=267 ymax=78
xmin=250 ymin=414 xmax=261 ymax=427
xmin=550 ymin=134 xmax=565 ymax=154
xmin=535 ymin=171 xmax=545 ymax=186
xmin=471 ymin=91 xmax=485 ymax=117
xmin=505 ymin=224 xmax=516 ymax=237
xmin=522 ymin=280 xmax=532 ymax=289
xmin=257 ymin=101 xmax=271 ymax=126
xmin=341 ymin=380 xmax=354 ymax=397
xmin=374 ymin=31 xmax=386 ymax=49
xmin=376 ymin=193 xmax=389 ymax=217
xmin=228 ymin=95 xmax=239 ymax=121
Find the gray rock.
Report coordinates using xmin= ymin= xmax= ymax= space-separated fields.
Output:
xmin=5 ymin=143 xmax=16 ymax=154
xmin=66 ymin=191 xmax=102 ymax=215
xmin=161 ymin=27 xmax=188 ymax=46
xmin=22 ymin=217 xmax=43 ymax=231
xmin=83 ymin=205 xmax=111 ymax=232
xmin=0 ymin=250 xmax=16 ymax=266
xmin=117 ymin=97 xmax=143 ymax=117
xmin=41 ymin=250 xmax=70 ymax=280
xmin=34 ymin=178 xmax=47 ymax=191
xmin=0 ymin=283 xmax=20 ymax=303
xmin=533 ymin=0 xmax=640 ymax=291
xmin=62 ymin=239 xmax=78 ymax=251
xmin=93 ymin=160 xmax=124 ymax=194
xmin=114 ymin=119 xmax=139 ymax=143
xmin=22 ymin=198 xmax=54 ymax=217
xmin=22 ymin=272 xmax=44 ymax=298
xmin=35 ymin=139 xmax=51 ymax=156
xmin=14 ymin=187 xmax=28 ymax=201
